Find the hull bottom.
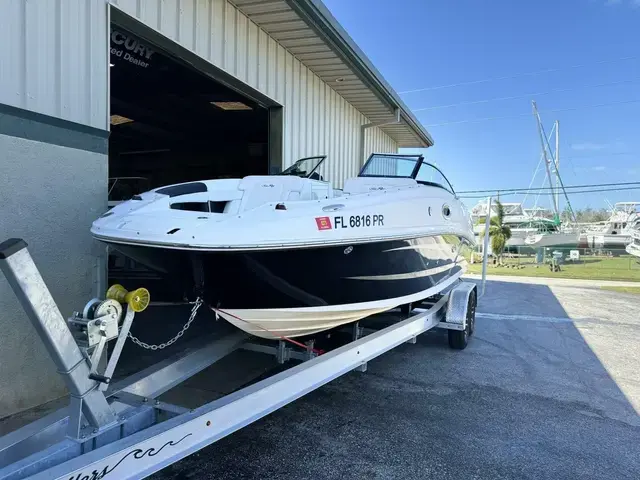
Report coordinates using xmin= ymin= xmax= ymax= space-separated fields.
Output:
xmin=215 ymin=269 xmax=464 ymax=339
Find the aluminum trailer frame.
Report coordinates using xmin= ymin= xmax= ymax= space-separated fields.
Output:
xmin=0 ymin=238 xmax=476 ymax=480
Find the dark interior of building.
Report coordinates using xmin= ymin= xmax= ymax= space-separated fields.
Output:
xmin=108 ymin=26 xmax=269 ymax=202
xmin=107 ymin=26 xmax=271 ymax=299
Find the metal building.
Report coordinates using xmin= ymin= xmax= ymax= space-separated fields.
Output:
xmin=0 ymin=0 xmax=432 ymax=418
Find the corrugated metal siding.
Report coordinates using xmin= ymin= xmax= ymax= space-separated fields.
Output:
xmin=0 ymin=0 xmax=397 ymax=181
xmin=111 ymin=0 xmax=397 ymax=187
xmin=0 ymin=0 xmax=108 ymax=130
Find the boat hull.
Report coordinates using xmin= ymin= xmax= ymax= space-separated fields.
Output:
xmin=107 ymin=234 xmax=467 ymax=338
xmin=587 ymin=234 xmax=632 ymax=251
xmin=215 ymin=270 xmax=464 ymax=338
xmin=524 ymin=232 xmax=580 ymax=249
xmin=627 ymin=235 xmax=640 ymax=258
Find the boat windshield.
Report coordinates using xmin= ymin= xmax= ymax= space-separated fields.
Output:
xmin=108 ymin=177 xmax=150 ymax=202
xmin=359 ymin=153 xmax=455 ymax=194
xmin=280 ymin=155 xmax=326 ymax=179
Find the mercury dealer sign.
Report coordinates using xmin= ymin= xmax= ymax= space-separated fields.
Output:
xmin=110 ymin=29 xmax=155 ymax=68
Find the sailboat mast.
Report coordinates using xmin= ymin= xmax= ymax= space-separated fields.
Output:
xmin=541 ymin=119 xmax=578 ymax=224
xmin=555 ymin=120 xmax=560 ymax=215
xmin=532 ymin=101 xmax=560 ymax=222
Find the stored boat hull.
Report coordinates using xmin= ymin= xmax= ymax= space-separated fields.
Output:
xmin=627 ymin=226 xmax=640 ymax=258
xmin=587 ymin=233 xmax=632 ymax=251
xmin=524 ymin=231 xmax=580 ymax=249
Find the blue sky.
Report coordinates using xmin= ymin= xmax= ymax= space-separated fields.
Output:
xmin=323 ymin=0 xmax=640 ymax=210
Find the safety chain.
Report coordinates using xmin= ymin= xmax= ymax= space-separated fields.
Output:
xmin=128 ymin=298 xmax=203 ymax=350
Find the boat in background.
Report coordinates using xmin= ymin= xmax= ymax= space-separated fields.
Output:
xmin=92 ymin=153 xmax=474 ymax=339
xmin=524 ymin=223 xmax=580 ymax=249
xmin=585 ymin=202 xmax=640 ymax=251
xmin=472 ymin=104 xmax=582 ymax=254
xmin=471 ymin=203 xmax=576 ymax=252
xmin=523 ymin=207 xmax=553 ymax=219
xmin=625 ymin=216 xmax=640 ymax=258
xmin=471 ymin=202 xmax=536 ymax=250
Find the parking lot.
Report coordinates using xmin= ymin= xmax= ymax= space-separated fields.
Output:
xmin=1 ymin=278 xmax=637 ymax=479
xmin=143 ymin=279 xmax=640 ymax=479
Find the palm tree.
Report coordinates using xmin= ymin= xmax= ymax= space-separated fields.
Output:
xmin=478 ymin=200 xmax=512 ymax=265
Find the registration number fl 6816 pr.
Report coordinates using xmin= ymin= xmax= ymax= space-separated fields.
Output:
xmin=334 ymin=214 xmax=383 ymax=228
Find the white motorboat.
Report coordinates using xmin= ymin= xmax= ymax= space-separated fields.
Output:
xmin=92 ymin=154 xmax=475 ymax=339
xmin=471 ymin=202 xmax=536 ymax=249
xmin=585 ymin=202 xmax=640 ymax=250
xmin=626 ymin=217 xmax=640 ymax=258
xmin=470 ymin=202 xmax=531 ymax=227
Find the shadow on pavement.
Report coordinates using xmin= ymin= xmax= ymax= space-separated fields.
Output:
xmin=145 ymin=279 xmax=639 ymax=480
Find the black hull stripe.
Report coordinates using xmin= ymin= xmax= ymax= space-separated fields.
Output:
xmin=345 ymin=260 xmax=465 ymax=281
xmin=107 ymin=234 xmax=466 ymax=308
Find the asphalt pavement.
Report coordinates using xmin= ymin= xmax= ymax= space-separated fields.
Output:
xmin=150 ymin=278 xmax=640 ymax=480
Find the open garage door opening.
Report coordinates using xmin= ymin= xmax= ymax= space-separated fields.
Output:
xmin=108 ymin=25 xmax=272 ymax=299
xmin=109 ymin=26 xmax=270 ymax=201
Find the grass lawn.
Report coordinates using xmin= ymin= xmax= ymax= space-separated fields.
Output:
xmin=600 ymin=286 xmax=640 ymax=295
xmin=465 ymin=255 xmax=640 ymax=282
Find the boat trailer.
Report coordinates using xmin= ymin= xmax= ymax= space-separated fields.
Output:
xmin=0 ymin=238 xmax=477 ymax=480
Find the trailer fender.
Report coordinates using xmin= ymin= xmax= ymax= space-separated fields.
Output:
xmin=445 ymin=282 xmax=477 ymax=329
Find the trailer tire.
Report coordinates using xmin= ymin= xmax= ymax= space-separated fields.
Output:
xmin=447 ymin=289 xmax=476 ymax=350
xmin=468 ymin=289 xmax=477 ymax=336
xmin=447 ymin=326 xmax=468 ymax=350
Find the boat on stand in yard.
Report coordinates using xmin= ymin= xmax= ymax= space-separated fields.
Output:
xmin=471 ymin=202 xmax=536 ymax=252
xmin=584 ymin=202 xmax=640 ymax=252
xmin=523 ymin=102 xmax=581 ymax=253
xmin=524 ymin=224 xmax=580 ymax=249
xmin=473 ymin=104 xmax=581 ymax=256
xmin=625 ymin=215 xmax=640 ymax=258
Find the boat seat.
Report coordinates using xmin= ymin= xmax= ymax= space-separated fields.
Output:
xmin=236 ymin=176 xmax=310 ymax=212
xmin=343 ymin=177 xmax=417 ymax=194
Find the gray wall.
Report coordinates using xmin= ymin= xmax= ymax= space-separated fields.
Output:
xmin=0 ymin=113 xmax=107 ymax=419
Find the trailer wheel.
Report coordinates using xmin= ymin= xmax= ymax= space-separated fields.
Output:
xmin=468 ymin=290 xmax=477 ymax=336
xmin=447 ymin=325 xmax=468 ymax=350
xmin=447 ymin=289 xmax=476 ymax=350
